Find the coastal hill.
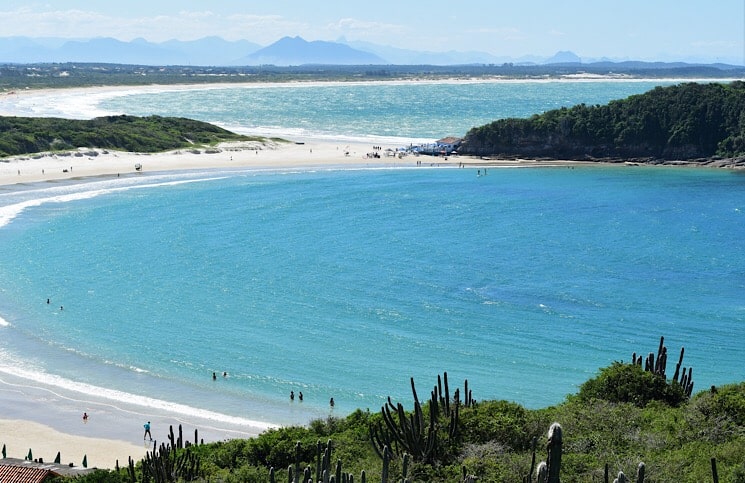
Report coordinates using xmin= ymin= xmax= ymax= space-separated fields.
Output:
xmin=0 ymin=115 xmax=257 ymax=157
xmin=458 ymin=81 xmax=745 ymax=163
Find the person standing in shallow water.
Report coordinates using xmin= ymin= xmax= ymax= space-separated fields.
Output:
xmin=144 ymin=421 xmax=152 ymax=440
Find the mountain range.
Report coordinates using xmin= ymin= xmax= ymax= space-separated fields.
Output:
xmin=0 ymin=35 xmax=738 ymax=67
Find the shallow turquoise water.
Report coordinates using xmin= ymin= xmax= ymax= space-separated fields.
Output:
xmin=0 ymin=163 xmax=743 ymax=427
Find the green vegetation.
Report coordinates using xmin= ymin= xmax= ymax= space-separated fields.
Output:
xmin=0 ymin=114 xmax=259 ymax=157
xmin=68 ymin=338 xmax=744 ymax=482
xmin=459 ymin=81 xmax=745 ymax=161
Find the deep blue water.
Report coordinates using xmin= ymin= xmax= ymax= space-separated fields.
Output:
xmin=0 ymin=80 xmax=743 ymax=429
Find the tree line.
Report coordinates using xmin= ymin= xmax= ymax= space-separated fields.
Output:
xmin=459 ymin=81 xmax=745 ymax=161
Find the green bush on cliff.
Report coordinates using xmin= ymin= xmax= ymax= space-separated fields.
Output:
xmin=578 ymin=361 xmax=688 ymax=407
xmin=72 ymin=372 xmax=745 ymax=482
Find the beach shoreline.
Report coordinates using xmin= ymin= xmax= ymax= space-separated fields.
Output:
xmin=0 ymin=148 xmax=598 ymax=473
xmin=0 ymin=80 xmax=739 ymax=472
xmin=0 ymin=83 xmax=599 ymax=472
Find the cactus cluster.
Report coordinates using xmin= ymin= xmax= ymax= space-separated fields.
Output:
xmin=269 ymin=439 xmax=373 ymax=483
xmin=266 ymin=439 xmax=478 ymax=483
xmin=369 ymin=372 xmax=472 ymax=464
xmin=631 ymin=336 xmax=694 ymax=398
xmin=125 ymin=424 xmax=202 ymax=482
xmin=128 ymin=441 xmax=201 ymax=483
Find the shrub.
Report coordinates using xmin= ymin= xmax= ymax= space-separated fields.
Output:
xmin=578 ymin=362 xmax=687 ymax=407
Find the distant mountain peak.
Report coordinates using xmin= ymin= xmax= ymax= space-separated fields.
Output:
xmin=240 ymin=35 xmax=386 ymax=66
xmin=545 ymin=50 xmax=582 ymax=64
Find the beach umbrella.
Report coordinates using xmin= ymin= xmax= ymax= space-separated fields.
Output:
xmin=54 ymin=451 xmax=61 ymax=464
xmin=26 ymin=448 xmax=32 ymax=460
xmin=82 ymin=455 xmax=87 ymax=468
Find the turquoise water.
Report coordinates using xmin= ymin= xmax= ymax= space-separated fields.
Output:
xmin=95 ymin=80 xmax=682 ymax=141
xmin=0 ymin=80 xmax=743 ymax=429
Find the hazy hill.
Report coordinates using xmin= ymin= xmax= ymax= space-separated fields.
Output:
xmin=0 ymin=36 xmax=262 ymax=66
xmin=238 ymin=36 xmax=385 ymax=65
xmin=0 ymin=35 xmax=743 ymax=69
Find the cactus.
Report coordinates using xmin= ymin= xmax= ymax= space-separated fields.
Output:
xmin=545 ymin=423 xmax=562 ymax=483
xmin=636 ymin=462 xmax=645 ymax=483
xmin=127 ymin=456 xmax=137 ymax=483
xmin=381 ymin=445 xmax=390 ymax=483
xmin=532 ymin=423 xmax=562 ymax=483
xmin=524 ymin=436 xmax=538 ymax=483
xmin=293 ymin=441 xmax=301 ymax=483
xmin=140 ymin=441 xmax=202 ymax=482
xmin=371 ymin=373 xmax=469 ymax=464
xmin=536 ymin=462 xmax=548 ymax=482
xmin=632 ymin=336 xmax=694 ymax=399
xmin=613 ymin=471 xmax=627 ymax=483
xmin=316 ymin=440 xmax=324 ymax=482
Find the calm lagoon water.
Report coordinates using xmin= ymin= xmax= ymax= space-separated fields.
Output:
xmin=0 ymin=80 xmax=743 ymax=429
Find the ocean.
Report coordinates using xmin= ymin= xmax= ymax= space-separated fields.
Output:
xmin=0 ymin=79 xmax=743 ymax=432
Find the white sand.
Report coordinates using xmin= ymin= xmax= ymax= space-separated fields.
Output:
xmin=0 ymin=419 xmax=144 ymax=470
xmin=0 ymin=137 xmax=417 ymax=188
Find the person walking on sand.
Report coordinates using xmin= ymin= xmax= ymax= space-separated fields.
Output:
xmin=144 ymin=421 xmax=152 ymax=440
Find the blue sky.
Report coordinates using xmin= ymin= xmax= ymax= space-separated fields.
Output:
xmin=1 ymin=1 xmax=743 ymax=63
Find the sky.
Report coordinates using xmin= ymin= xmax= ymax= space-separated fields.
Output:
xmin=1 ymin=1 xmax=743 ymax=64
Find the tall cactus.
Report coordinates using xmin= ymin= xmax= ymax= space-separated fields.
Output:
xmin=370 ymin=373 xmax=470 ymax=464
xmin=381 ymin=445 xmax=390 ymax=483
xmin=632 ymin=336 xmax=694 ymax=399
xmin=140 ymin=441 xmax=201 ymax=482
xmin=545 ymin=423 xmax=562 ymax=483
xmin=370 ymin=378 xmax=437 ymax=463
xmin=532 ymin=423 xmax=562 ymax=483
